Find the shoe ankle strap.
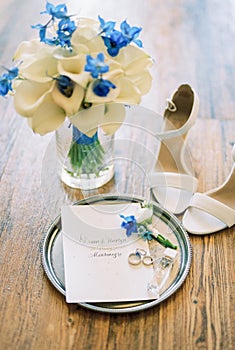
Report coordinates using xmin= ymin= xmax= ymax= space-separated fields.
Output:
xmin=155 ymin=88 xmax=199 ymax=141
xmin=155 ymin=114 xmax=197 ymax=141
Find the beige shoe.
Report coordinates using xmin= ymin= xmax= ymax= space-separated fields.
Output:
xmin=182 ymin=145 xmax=235 ymax=234
xmin=149 ymin=84 xmax=199 ymax=214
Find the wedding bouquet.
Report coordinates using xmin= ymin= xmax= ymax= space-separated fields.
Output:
xmin=0 ymin=2 xmax=153 ymax=187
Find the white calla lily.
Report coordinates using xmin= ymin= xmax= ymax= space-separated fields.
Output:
xmin=124 ymin=55 xmax=153 ymax=75
xmin=113 ymin=77 xmax=141 ymax=104
xmin=52 ymin=83 xmax=85 ymax=116
xmin=129 ymin=70 xmax=153 ymax=95
xmin=57 ymin=57 xmax=90 ymax=88
xmin=21 ymin=56 xmax=58 ymax=83
xmin=13 ymin=39 xmax=43 ymax=61
xmin=14 ymin=80 xmax=53 ymax=117
xmin=70 ymin=104 xmax=105 ymax=137
xmin=115 ymin=45 xmax=151 ymax=67
xmin=28 ymin=99 xmax=66 ymax=135
xmin=84 ymin=35 xmax=106 ymax=53
xmin=71 ymin=17 xmax=100 ymax=44
xmin=100 ymin=103 xmax=126 ymax=135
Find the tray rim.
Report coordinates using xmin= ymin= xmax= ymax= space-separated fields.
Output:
xmin=40 ymin=194 xmax=192 ymax=314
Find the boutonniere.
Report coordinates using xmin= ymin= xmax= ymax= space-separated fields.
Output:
xmin=120 ymin=202 xmax=177 ymax=250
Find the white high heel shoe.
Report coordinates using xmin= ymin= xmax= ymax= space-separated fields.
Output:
xmin=149 ymin=84 xmax=199 ymax=214
xmin=182 ymin=144 xmax=235 ymax=234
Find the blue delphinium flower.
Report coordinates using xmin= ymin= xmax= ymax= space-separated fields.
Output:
xmin=102 ymin=30 xmax=128 ymax=57
xmin=99 ymin=16 xmax=143 ymax=56
xmin=120 ymin=20 xmax=143 ymax=47
xmin=84 ymin=53 xmax=116 ymax=97
xmin=32 ymin=2 xmax=76 ymax=48
xmin=98 ymin=15 xmax=115 ymax=34
xmin=0 ymin=67 xmax=19 ymax=96
xmin=85 ymin=53 xmax=109 ymax=78
xmin=6 ymin=67 xmax=19 ymax=80
xmin=92 ymin=79 xmax=116 ymax=97
xmin=31 ymin=24 xmax=47 ymax=42
xmin=56 ymin=18 xmax=76 ymax=47
xmin=41 ymin=2 xmax=68 ymax=20
xmin=120 ymin=215 xmax=138 ymax=237
xmin=32 ymin=17 xmax=76 ymax=48
xmin=0 ymin=76 xmax=12 ymax=96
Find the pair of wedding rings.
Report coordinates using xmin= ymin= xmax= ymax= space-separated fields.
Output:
xmin=128 ymin=248 xmax=154 ymax=266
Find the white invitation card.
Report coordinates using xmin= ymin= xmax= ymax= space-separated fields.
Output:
xmin=61 ymin=203 xmax=155 ymax=303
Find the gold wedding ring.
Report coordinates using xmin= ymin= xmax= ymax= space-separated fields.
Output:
xmin=128 ymin=248 xmax=147 ymax=265
xmin=128 ymin=252 xmax=142 ymax=265
xmin=142 ymin=255 xmax=154 ymax=266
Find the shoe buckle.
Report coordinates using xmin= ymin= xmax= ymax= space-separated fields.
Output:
xmin=166 ymin=99 xmax=177 ymax=112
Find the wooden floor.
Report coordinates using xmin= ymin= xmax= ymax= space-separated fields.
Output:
xmin=0 ymin=1 xmax=234 ymax=349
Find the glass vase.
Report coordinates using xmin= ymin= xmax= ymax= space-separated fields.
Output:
xmin=56 ymin=119 xmax=114 ymax=189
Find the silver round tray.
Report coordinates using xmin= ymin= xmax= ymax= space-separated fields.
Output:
xmin=41 ymin=195 xmax=192 ymax=313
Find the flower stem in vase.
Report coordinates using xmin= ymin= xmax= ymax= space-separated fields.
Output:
xmin=57 ymin=120 xmax=114 ymax=190
xmin=68 ymin=125 xmax=105 ymax=177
